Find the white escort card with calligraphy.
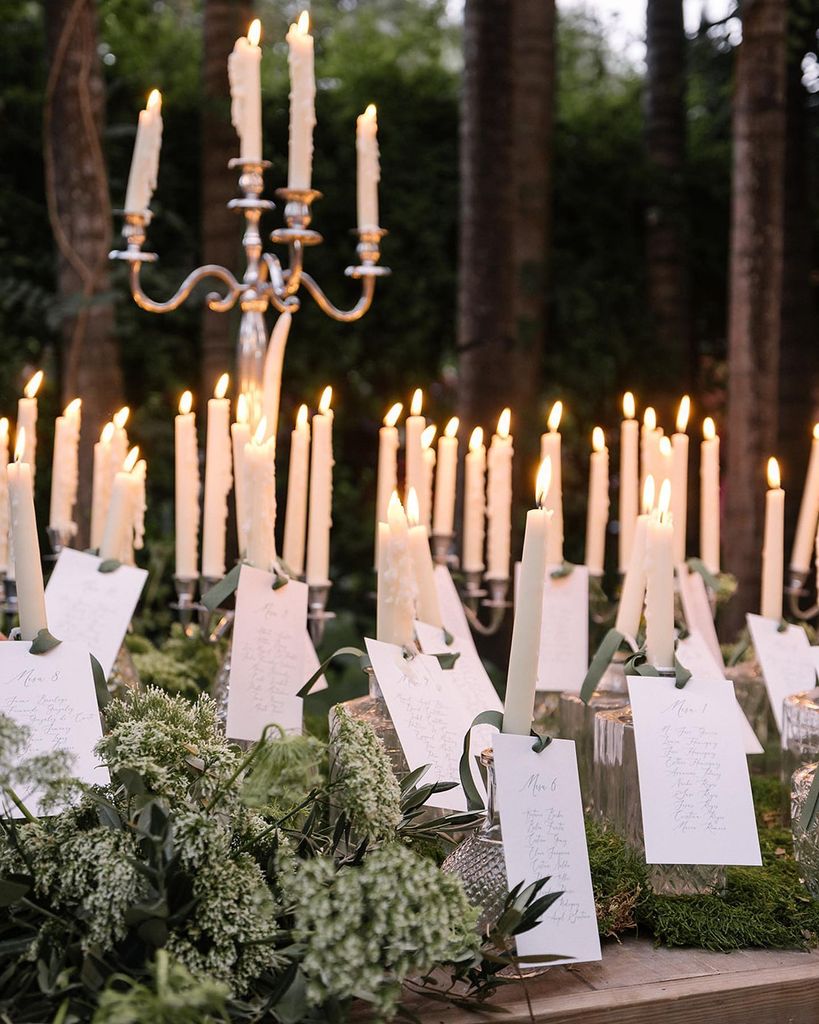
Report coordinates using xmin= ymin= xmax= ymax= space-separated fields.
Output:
xmin=433 ymin=565 xmax=478 ymax=655
xmin=365 ymin=638 xmax=471 ymax=811
xmin=676 ymin=632 xmax=764 ymax=755
xmin=628 ymin=674 xmax=761 ymax=866
xmin=226 ymin=565 xmax=307 ymax=741
xmin=492 ymin=734 xmax=601 ymax=966
xmin=677 ymin=565 xmax=723 ymax=669
xmin=746 ymin=613 xmax=816 ymax=735
xmin=45 ymin=548 xmax=148 ymax=680
xmin=0 ymin=640 xmax=108 ymax=816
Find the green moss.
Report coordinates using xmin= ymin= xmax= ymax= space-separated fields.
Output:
xmin=588 ymin=773 xmax=819 ymax=952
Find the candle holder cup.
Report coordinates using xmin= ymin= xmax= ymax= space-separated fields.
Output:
xmin=307 ymin=581 xmax=335 ymax=647
xmin=430 ymin=532 xmax=457 ymax=568
xmin=171 ymin=576 xmax=200 ymax=637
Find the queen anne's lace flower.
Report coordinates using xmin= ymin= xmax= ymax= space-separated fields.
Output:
xmin=330 ymin=704 xmax=402 ymax=838
xmin=281 ymin=843 xmax=478 ymax=1014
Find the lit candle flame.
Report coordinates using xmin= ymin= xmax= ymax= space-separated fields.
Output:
xmin=0 ymin=419 xmax=7 ymax=442
xmin=658 ymin=478 xmax=672 ymax=516
xmin=469 ymin=426 xmax=484 ymax=452
xmin=497 ymin=407 xmax=511 ymax=439
xmin=114 ymin=406 xmax=130 ymax=429
xmin=623 ymin=391 xmax=635 ymax=420
xmin=64 ymin=398 xmax=82 ymax=418
xmin=124 ymin=446 xmax=140 ymax=473
xmin=813 ymin=423 xmax=819 ymax=441
xmin=297 ymin=404 xmax=309 ymax=429
xmin=24 ymin=370 xmax=43 ymax=400
xmin=384 ymin=402 xmax=402 ymax=428
xmin=214 ymin=373 xmax=230 ymax=400
xmin=410 ymin=389 xmax=423 ymax=417
xmin=676 ymin=395 xmax=691 ymax=434
xmin=387 ymin=489 xmax=406 ymax=527
xmin=247 ymin=18 xmax=261 ymax=46
xmin=703 ymin=417 xmax=716 ymax=441
xmin=767 ymin=457 xmax=781 ymax=490
xmin=295 ymin=10 xmax=310 ymax=34
xmin=592 ymin=427 xmax=605 ymax=452
xmin=421 ymin=424 xmax=437 ymax=450
xmin=253 ymin=416 xmax=268 ymax=445
xmin=236 ymin=394 xmax=249 ymax=425
xmin=536 ymin=457 xmax=552 ymax=508
xmin=659 ymin=436 xmax=672 ymax=457
xmin=364 ymin=102 xmax=377 ymax=120
xmin=101 ymin=422 xmax=115 ymax=444
xmin=547 ymin=400 xmax=562 ymax=433
xmin=178 ymin=391 xmax=193 ymax=416
xmin=406 ymin=487 xmax=420 ymax=527
xmin=644 ymin=406 xmax=656 ymax=431
xmin=14 ymin=428 xmax=25 ymax=463
xmin=319 ymin=386 xmax=332 ymax=414
xmin=147 ymin=88 xmax=162 ymax=112
xmin=642 ymin=475 xmax=655 ymax=514
xmin=445 ymin=416 xmax=459 ymax=438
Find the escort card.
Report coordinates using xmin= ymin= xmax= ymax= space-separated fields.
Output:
xmin=811 ymin=646 xmax=819 ymax=679
xmin=45 ymin=548 xmax=148 ymax=680
xmin=537 ymin=566 xmax=589 ymax=692
xmin=365 ymin=637 xmax=470 ymax=811
xmin=628 ymin=674 xmax=761 ymax=866
xmin=226 ymin=565 xmax=307 ymax=741
xmin=676 ymin=632 xmax=764 ymax=755
xmin=678 ymin=565 xmax=723 ymax=669
xmin=492 ymin=734 xmax=601 ymax=966
xmin=0 ymin=640 xmax=108 ymax=816
xmin=433 ymin=565 xmax=479 ymax=656
xmin=747 ymin=613 xmax=816 ymax=735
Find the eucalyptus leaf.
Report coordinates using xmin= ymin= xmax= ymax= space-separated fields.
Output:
xmin=29 ymin=629 xmax=62 ymax=655
xmin=201 ymin=563 xmax=242 ymax=612
xmin=0 ymin=878 xmax=30 ymax=907
xmin=296 ymin=646 xmax=366 ymax=698
xmin=97 ymin=559 xmax=122 ymax=574
xmin=579 ymin=628 xmax=624 ymax=704
xmin=550 ymin=561 xmax=575 ymax=579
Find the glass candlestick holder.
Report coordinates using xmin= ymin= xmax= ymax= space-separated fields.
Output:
xmin=559 ymin=689 xmax=629 ymax=812
xmin=593 ymin=705 xmax=726 ymax=895
xmin=782 ymin=689 xmax=819 ymax=784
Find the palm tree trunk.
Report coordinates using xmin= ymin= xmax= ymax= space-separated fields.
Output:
xmin=44 ymin=0 xmax=124 ymax=545
xmin=644 ymin=0 xmax=690 ymax=386
xmin=723 ymin=0 xmax=787 ymax=632
xmin=201 ymin=0 xmax=253 ymax=398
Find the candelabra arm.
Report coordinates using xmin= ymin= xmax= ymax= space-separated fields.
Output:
xmin=460 ymin=575 xmax=511 ymax=638
xmin=128 ymin=260 xmax=245 ymax=315
xmin=786 ymin=569 xmax=819 ymax=622
xmin=260 ymin=253 xmax=299 ymax=313
xmin=296 ymin=270 xmax=377 ymax=323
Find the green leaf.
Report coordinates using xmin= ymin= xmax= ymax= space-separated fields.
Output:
xmin=29 ymin=629 xmax=62 ymax=655
xmin=275 ymin=967 xmax=309 ymax=1024
xmin=271 ymin=570 xmax=290 ymax=591
xmin=579 ymin=628 xmax=624 ymax=703
xmin=442 ymin=627 xmax=454 ymax=646
xmin=0 ymin=878 xmax=30 ymax=907
xmin=458 ymin=710 xmax=504 ymax=810
xmin=90 ymin=654 xmax=110 ymax=709
xmin=550 ymin=560 xmax=575 ymax=579
xmin=433 ymin=651 xmax=460 ymax=670
xmin=201 ymin=563 xmax=242 ymax=612
xmin=97 ymin=559 xmax=122 ymax=574
xmin=118 ymin=768 xmax=147 ymax=796
xmin=674 ymin=654 xmax=693 ymax=689
xmin=296 ymin=646 xmax=366 ymax=698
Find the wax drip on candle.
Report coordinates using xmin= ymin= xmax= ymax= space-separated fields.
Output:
xmin=445 ymin=416 xmax=459 ymax=437
xmin=497 ymin=407 xmax=511 ymax=438
xmin=384 ymin=402 xmax=402 ymax=428
xmin=623 ymin=391 xmax=636 ymax=420
xmin=676 ymin=395 xmax=691 ymax=434
xmin=547 ymin=400 xmax=562 ymax=433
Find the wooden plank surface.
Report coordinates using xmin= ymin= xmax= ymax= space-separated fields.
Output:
xmin=378 ymin=938 xmax=819 ymax=1023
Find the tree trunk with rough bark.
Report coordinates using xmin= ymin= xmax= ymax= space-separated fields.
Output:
xmin=44 ymin=0 xmax=124 ymax=545
xmin=644 ymin=0 xmax=691 ymax=387
xmin=723 ymin=0 xmax=788 ymax=632
xmin=200 ymin=0 xmax=252 ymax=398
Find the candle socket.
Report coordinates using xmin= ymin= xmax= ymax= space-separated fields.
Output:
xmin=346 ymin=227 xmax=391 ymax=280
xmin=308 ymin=581 xmax=336 ymax=648
xmin=271 ymin=188 xmax=324 ymax=247
xmin=430 ymin=532 xmax=457 ymax=567
xmin=171 ymin=575 xmax=199 ymax=636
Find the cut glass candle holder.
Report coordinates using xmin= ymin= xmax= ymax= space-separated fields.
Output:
xmin=559 ymin=689 xmax=630 ymax=812
xmin=593 ymin=705 xmax=726 ymax=895
xmin=791 ymin=761 xmax=819 ymax=898
xmin=782 ymin=689 xmax=819 ymax=785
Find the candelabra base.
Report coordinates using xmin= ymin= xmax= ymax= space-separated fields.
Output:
xmin=593 ymin=705 xmax=726 ymax=895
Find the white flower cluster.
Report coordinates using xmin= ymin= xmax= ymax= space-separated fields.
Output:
xmin=330 ymin=704 xmax=402 ymax=838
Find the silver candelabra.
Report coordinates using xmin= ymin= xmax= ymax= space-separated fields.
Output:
xmin=786 ymin=567 xmax=819 ymax=624
xmin=430 ymin=533 xmax=511 ymax=636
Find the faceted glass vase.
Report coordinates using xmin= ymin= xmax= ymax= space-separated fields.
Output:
xmin=791 ymin=762 xmax=819 ymax=898
xmin=559 ymin=689 xmax=630 ymax=813
xmin=593 ymin=705 xmax=726 ymax=896
xmin=782 ymin=689 xmax=819 ymax=785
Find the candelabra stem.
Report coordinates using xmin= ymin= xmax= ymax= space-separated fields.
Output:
xmin=460 ymin=574 xmax=511 ymax=637
xmin=171 ymin=576 xmax=199 ymax=637
xmin=787 ymin=568 xmax=819 ymax=623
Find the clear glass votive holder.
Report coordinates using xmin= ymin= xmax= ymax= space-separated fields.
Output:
xmin=782 ymin=689 xmax=819 ymax=785
xmin=791 ymin=761 xmax=819 ymax=898
xmin=592 ymin=705 xmax=726 ymax=896
xmin=558 ymin=690 xmax=629 ymax=813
